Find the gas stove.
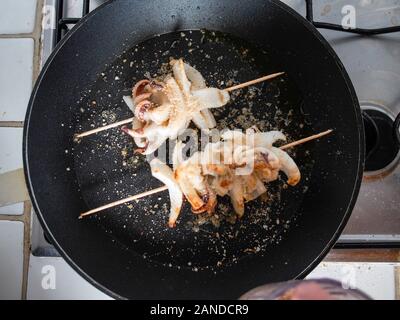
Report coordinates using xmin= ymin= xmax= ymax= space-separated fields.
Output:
xmin=31 ymin=0 xmax=400 ymax=257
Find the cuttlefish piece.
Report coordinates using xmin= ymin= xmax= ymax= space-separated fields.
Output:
xmin=253 ymin=131 xmax=287 ymax=148
xmin=148 ymin=129 xmax=301 ymax=226
xmin=174 ymin=164 xmax=205 ymax=211
xmin=162 ymin=76 xmax=191 ymax=140
xmin=270 ymin=147 xmax=301 ymax=186
xmin=229 ymin=177 xmax=245 ymax=217
xmin=132 ymin=79 xmax=150 ymax=98
xmin=181 ymin=59 xmax=219 ymax=129
xmin=173 ymin=149 xmax=217 ymax=214
xmin=124 ymin=58 xmax=232 ymax=154
xmin=171 ymin=58 xmax=230 ymax=128
xmin=150 ymin=158 xmax=183 ymax=228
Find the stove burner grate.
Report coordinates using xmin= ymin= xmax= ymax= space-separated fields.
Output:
xmin=363 ymin=108 xmax=400 ymax=172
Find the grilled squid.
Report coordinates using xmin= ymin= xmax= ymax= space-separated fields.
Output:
xmin=150 ymin=129 xmax=300 ymax=227
xmin=150 ymin=158 xmax=183 ymax=228
xmin=122 ymin=58 xmax=230 ymax=155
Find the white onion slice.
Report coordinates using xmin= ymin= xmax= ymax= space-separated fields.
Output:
xmin=123 ymin=95 xmax=134 ymax=112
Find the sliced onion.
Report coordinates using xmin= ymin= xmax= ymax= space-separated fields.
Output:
xmin=123 ymin=95 xmax=134 ymax=112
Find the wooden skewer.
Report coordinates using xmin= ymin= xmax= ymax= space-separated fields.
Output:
xmin=74 ymin=72 xmax=285 ymax=139
xmin=280 ymin=129 xmax=333 ymax=150
xmin=75 ymin=117 xmax=134 ymax=139
xmin=224 ymin=72 xmax=285 ymax=92
xmin=78 ymin=185 xmax=168 ymax=219
xmin=79 ymin=129 xmax=333 ymax=219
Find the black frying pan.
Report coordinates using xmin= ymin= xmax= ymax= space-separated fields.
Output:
xmin=23 ymin=0 xmax=364 ymax=299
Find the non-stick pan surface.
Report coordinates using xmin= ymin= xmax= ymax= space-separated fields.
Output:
xmin=24 ymin=0 xmax=363 ymax=299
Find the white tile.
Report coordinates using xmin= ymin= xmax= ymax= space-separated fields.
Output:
xmin=0 ymin=128 xmax=25 ymax=212
xmin=0 ymin=0 xmax=37 ymax=34
xmin=0 ymin=202 xmax=24 ymax=215
xmin=28 ymin=255 xmax=112 ymax=300
xmin=307 ymin=262 xmax=396 ymax=300
xmin=26 ymin=257 xmax=397 ymax=300
xmin=0 ymin=128 xmax=23 ymax=174
xmin=0 ymin=38 xmax=34 ymax=121
xmin=0 ymin=221 xmax=24 ymax=300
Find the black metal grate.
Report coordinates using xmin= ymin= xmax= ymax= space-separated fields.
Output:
xmin=54 ymin=0 xmax=400 ymax=46
xmin=55 ymin=0 xmax=90 ymax=44
xmin=52 ymin=0 xmax=400 ymax=249
xmin=305 ymin=0 xmax=400 ymax=35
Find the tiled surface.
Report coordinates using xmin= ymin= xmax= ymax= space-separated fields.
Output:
xmin=0 ymin=0 xmax=37 ymax=34
xmin=0 ymin=202 xmax=24 ymax=215
xmin=0 ymin=0 xmax=36 ymax=302
xmin=0 ymin=221 xmax=24 ymax=300
xmin=307 ymin=262 xmax=396 ymax=300
xmin=0 ymin=128 xmax=23 ymax=174
xmin=26 ymin=258 xmax=397 ymax=299
xmin=27 ymin=255 xmax=112 ymax=300
xmin=0 ymin=39 xmax=34 ymax=121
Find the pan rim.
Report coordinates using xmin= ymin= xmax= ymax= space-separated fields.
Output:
xmin=23 ymin=0 xmax=364 ymax=299
xmin=270 ymin=0 xmax=364 ymax=280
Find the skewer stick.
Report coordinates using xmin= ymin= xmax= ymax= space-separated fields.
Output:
xmin=78 ymin=185 xmax=168 ymax=219
xmin=75 ymin=117 xmax=134 ymax=139
xmin=280 ymin=129 xmax=333 ymax=150
xmin=74 ymin=72 xmax=285 ymax=139
xmin=78 ymin=129 xmax=333 ymax=219
xmin=224 ymin=72 xmax=285 ymax=92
